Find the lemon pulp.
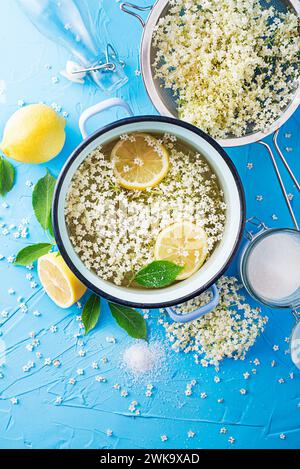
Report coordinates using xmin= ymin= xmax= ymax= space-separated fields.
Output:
xmin=111 ymin=133 xmax=169 ymax=190
xmin=154 ymin=221 xmax=208 ymax=280
xmin=38 ymin=253 xmax=86 ymax=308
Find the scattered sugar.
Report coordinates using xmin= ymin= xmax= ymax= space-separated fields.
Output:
xmin=246 ymin=232 xmax=300 ymax=301
xmin=122 ymin=341 xmax=165 ymax=378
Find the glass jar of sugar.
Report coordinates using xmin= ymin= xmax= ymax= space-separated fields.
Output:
xmin=240 ymin=227 xmax=300 ymax=309
xmin=240 ymin=222 xmax=300 ymax=369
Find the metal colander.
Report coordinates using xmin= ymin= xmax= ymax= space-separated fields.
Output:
xmin=121 ymin=0 xmax=300 ymax=147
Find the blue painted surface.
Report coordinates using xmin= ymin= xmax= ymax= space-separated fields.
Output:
xmin=0 ymin=0 xmax=299 ymax=449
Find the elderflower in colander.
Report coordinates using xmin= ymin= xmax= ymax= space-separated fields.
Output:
xmin=153 ymin=0 xmax=300 ymax=139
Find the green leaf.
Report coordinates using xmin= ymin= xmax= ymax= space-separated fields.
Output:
xmin=108 ymin=303 xmax=147 ymax=340
xmin=32 ymin=170 xmax=56 ymax=230
xmin=0 ymin=156 xmax=15 ymax=196
xmin=134 ymin=260 xmax=183 ymax=288
xmin=48 ymin=212 xmax=54 ymax=239
xmin=82 ymin=294 xmax=101 ymax=335
xmin=14 ymin=243 xmax=53 ymax=266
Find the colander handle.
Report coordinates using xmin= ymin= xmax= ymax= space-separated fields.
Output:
xmin=79 ymin=98 xmax=134 ymax=139
xmin=165 ymin=284 xmax=219 ymax=323
xmin=120 ymin=3 xmax=153 ymax=28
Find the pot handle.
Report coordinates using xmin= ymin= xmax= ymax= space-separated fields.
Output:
xmin=120 ymin=3 xmax=153 ymax=28
xmin=165 ymin=284 xmax=219 ymax=323
xmin=79 ymin=98 xmax=134 ymax=139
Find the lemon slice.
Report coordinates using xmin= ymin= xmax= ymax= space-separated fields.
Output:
xmin=111 ymin=133 xmax=169 ymax=190
xmin=154 ymin=221 xmax=208 ymax=280
xmin=38 ymin=252 xmax=87 ymax=308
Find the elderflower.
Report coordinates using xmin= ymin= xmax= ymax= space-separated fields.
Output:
xmin=163 ymin=276 xmax=268 ymax=367
xmin=152 ymin=0 xmax=299 ymax=139
xmin=65 ymin=132 xmax=225 ymax=286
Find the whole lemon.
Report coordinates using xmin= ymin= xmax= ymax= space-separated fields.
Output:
xmin=0 ymin=104 xmax=66 ymax=164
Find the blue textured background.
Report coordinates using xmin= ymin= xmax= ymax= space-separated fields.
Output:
xmin=0 ymin=0 xmax=299 ymax=449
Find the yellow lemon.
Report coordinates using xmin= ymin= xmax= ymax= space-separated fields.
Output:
xmin=38 ymin=252 xmax=86 ymax=308
xmin=111 ymin=133 xmax=169 ymax=190
xmin=154 ymin=221 xmax=208 ymax=280
xmin=0 ymin=104 xmax=66 ymax=164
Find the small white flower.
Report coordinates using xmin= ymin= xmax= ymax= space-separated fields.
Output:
xmin=95 ymin=375 xmax=106 ymax=383
xmin=106 ymin=336 xmax=116 ymax=344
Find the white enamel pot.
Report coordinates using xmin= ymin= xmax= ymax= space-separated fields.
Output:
xmin=52 ymin=98 xmax=245 ymax=322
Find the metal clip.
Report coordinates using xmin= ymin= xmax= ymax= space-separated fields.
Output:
xmin=245 ymin=216 xmax=268 ymax=241
xmin=72 ymin=44 xmax=124 ymax=76
xmin=120 ymin=2 xmax=153 ymax=28
xmin=292 ymin=309 xmax=300 ymax=322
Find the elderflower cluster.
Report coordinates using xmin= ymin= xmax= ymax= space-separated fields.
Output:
xmin=65 ymin=133 xmax=225 ymax=287
xmin=152 ymin=0 xmax=300 ymax=138
xmin=163 ymin=276 xmax=268 ymax=366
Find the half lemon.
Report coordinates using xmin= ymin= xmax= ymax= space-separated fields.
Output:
xmin=154 ymin=221 xmax=208 ymax=280
xmin=111 ymin=133 xmax=169 ymax=190
xmin=38 ymin=252 xmax=87 ymax=308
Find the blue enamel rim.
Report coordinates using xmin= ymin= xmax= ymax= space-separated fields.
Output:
xmin=52 ymin=116 xmax=246 ymax=309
